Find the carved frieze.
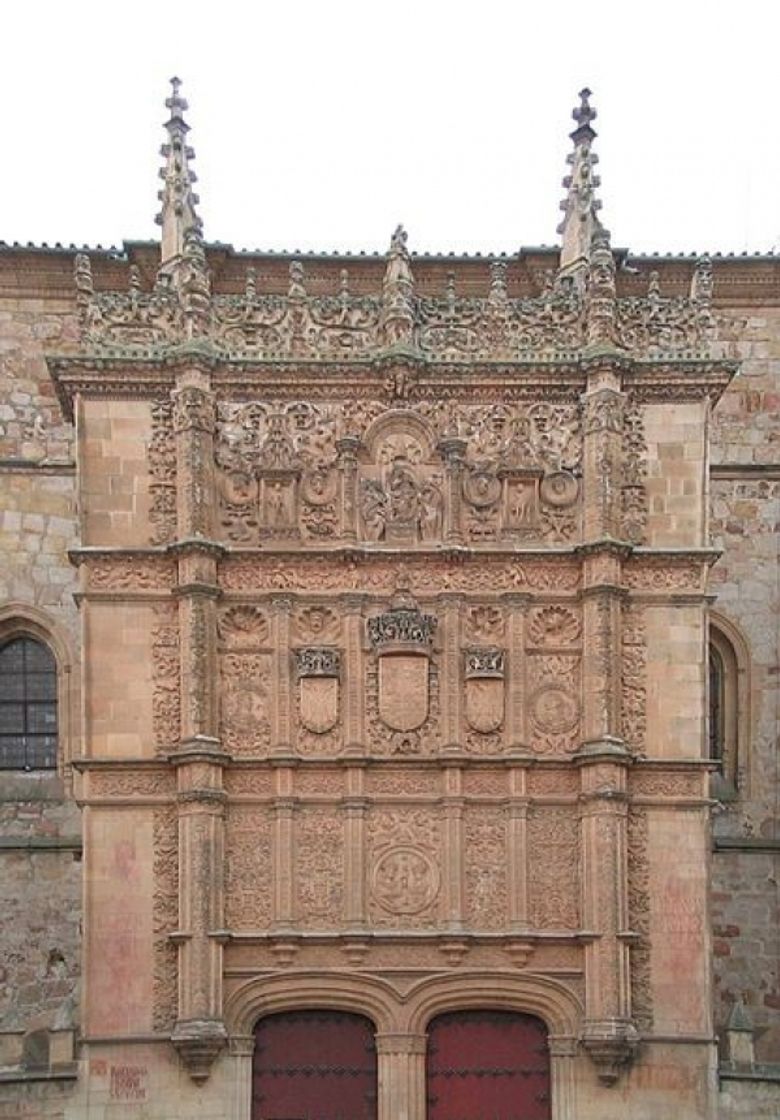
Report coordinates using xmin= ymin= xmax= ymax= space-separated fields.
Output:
xmin=220 ymin=553 xmax=581 ymax=594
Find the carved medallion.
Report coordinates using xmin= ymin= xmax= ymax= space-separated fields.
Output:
xmin=530 ymin=683 xmax=579 ymax=734
xmin=464 ymin=648 xmax=505 ymax=734
xmin=295 ymin=648 xmax=340 ymax=735
xmin=540 ymin=470 xmax=579 ymax=508
xmin=371 ymin=846 xmax=440 ymax=914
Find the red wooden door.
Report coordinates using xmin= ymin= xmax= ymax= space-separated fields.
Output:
xmin=252 ymin=1010 xmax=377 ymax=1120
xmin=427 ymin=1011 xmax=551 ymax=1120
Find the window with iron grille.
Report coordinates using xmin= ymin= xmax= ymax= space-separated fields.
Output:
xmin=0 ymin=637 xmax=57 ymax=769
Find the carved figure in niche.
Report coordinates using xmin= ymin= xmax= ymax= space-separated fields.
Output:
xmin=372 ymin=847 xmax=439 ymax=914
xmin=388 ymin=459 xmax=419 ymax=526
xmin=360 ymin=479 xmax=387 ymax=541
xmin=504 ymin=476 xmax=539 ymax=531
xmin=419 ymin=479 xmax=443 ymax=542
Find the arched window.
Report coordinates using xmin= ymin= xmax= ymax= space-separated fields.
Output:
xmin=0 ymin=636 xmax=58 ymax=769
xmin=708 ymin=614 xmax=750 ymax=796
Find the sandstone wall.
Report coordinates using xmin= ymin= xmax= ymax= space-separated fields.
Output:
xmin=710 ymin=305 xmax=780 ymax=1077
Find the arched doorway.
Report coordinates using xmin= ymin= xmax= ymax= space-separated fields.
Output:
xmin=426 ymin=1010 xmax=551 ymax=1120
xmin=252 ymin=1010 xmax=377 ymax=1120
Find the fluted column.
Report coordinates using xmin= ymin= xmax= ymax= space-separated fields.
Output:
xmin=438 ymin=437 xmax=467 ymax=545
xmin=336 ymin=435 xmax=361 ymax=541
xmin=376 ymin=1033 xmax=427 ymax=1120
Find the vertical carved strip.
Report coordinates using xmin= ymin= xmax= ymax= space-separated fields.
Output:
xmin=179 ymin=592 xmax=218 ymax=741
xmin=336 ymin=436 xmax=360 ymax=541
xmin=579 ymin=757 xmax=637 ymax=1084
xmin=507 ymin=766 xmax=529 ymax=929
xmin=173 ymin=380 xmax=216 ymax=541
xmin=582 ymin=587 xmax=621 ymax=744
xmin=439 ymin=595 xmax=462 ymax=750
xmin=582 ymin=376 xmax=624 ymax=543
xmin=342 ymin=595 xmax=366 ymax=752
xmin=438 ymin=437 xmax=467 ymax=544
xmin=442 ymin=766 xmax=464 ymax=929
xmin=272 ymin=767 xmax=295 ymax=928
xmin=344 ymin=766 xmax=367 ymax=928
xmin=270 ymin=596 xmax=293 ymax=751
xmin=503 ymin=594 xmax=527 ymax=747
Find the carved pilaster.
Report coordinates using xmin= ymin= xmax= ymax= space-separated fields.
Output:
xmin=343 ymin=767 xmax=367 ymax=931
xmin=270 ymin=596 xmax=293 ymax=754
xmin=442 ymin=767 xmax=464 ymax=930
xmin=582 ymin=370 xmax=624 ymax=543
xmin=172 ymin=754 xmax=228 ymax=1081
xmin=336 ymin=436 xmax=361 ymax=542
xmin=342 ymin=594 xmax=366 ymax=754
xmin=438 ymin=437 xmax=467 ymax=544
xmin=272 ymin=770 xmax=296 ymax=930
xmin=507 ymin=766 xmax=530 ymax=933
xmin=503 ymin=593 xmax=528 ymax=747
xmin=577 ymin=749 xmax=637 ymax=1084
xmin=439 ymin=594 xmax=463 ymax=751
xmin=375 ymin=1033 xmax=427 ymax=1120
xmin=172 ymin=378 xmax=216 ymax=541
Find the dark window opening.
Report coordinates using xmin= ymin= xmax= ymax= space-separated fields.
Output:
xmin=0 ymin=637 xmax=57 ymax=769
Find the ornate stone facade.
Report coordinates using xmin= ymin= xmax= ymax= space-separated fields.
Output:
xmin=1 ymin=82 xmax=778 ymax=1120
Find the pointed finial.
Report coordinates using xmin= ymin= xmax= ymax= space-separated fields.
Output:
xmin=156 ymin=77 xmax=203 ymax=273
xmin=381 ymin=224 xmax=415 ymax=348
xmin=557 ymin=88 xmax=603 ymax=281
xmin=571 ymin=88 xmax=597 ymax=143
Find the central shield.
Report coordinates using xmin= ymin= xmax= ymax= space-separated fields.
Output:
xmin=465 ymin=677 xmax=504 ymax=733
xmin=299 ymin=676 xmax=339 ymax=734
xmin=378 ymin=654 xmax=429 ymax=731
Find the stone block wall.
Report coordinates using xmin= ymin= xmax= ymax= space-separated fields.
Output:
xmin=709 ymin=303 xmax=780 ymax=1084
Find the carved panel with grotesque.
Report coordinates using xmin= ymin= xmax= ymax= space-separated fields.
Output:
xmin=225 ymin=806 xmax=273 ymax=930
xmin=295 ymin=809 xmax=344 ymax=927
xmin=528 ymin=806 xmax=580 ymax=929
xmin=219 ymin=652 xmax=271 ymax=756
xmin=464 ymin=808 xmax=508 ymax=929
xmin=528 ymin=654 xmax=581 ymax=754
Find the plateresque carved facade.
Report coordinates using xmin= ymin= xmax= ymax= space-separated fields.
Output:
xmin=1 ymin=85 xmax=778 ymax=1120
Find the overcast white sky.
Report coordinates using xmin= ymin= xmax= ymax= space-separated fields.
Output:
xmin=2 ymin=0 xmax=778 ymax=256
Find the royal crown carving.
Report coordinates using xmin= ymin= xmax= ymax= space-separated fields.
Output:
xmin=367 ymin=592 xmax=437 ymax=652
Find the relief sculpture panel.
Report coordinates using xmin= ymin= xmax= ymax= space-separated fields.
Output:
xmin=218 ymin=605 xmax=271 ymax=756
xmin=367 ymin=810 xmax=441 ymax=928
xmin=213 ymin=400 xmax=585 ymax=547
